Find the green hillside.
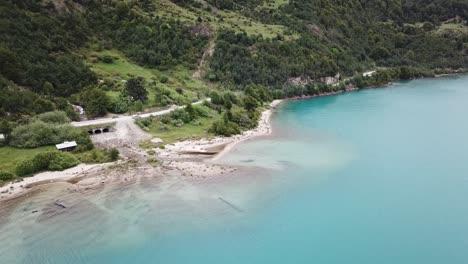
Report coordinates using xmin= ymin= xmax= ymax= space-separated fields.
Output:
xmin=0 ymin=0 xmax=467 ymax=119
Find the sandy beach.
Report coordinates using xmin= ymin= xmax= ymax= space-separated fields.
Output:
xmin=0 ymin=100 xmax=283 ymax=202
xmin=156 ymin=99 xmax=283 ymax=161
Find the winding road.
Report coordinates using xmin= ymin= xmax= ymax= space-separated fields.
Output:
xmin=71 ymin=99 xmax=210 ymax=127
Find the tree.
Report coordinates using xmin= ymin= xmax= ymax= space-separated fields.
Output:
xmin=209 ymin=90 xmax=223 ymax=105
xmin=0 ymin=119 xmax=12 ymax=144
xmin=185 ymin=103 xmax=197 ymax=120
xmin=81 ymin=88 xmax=110 ymax=117
xmin=0 ymin=47 xmax=21 ymax=82
xmin=243 ymin=96 xmax=259 ymax=111
xmin=125 ymin=78 xmax=148 ymax=102
xmin=43 ymin=81 xmax=53 ymax=95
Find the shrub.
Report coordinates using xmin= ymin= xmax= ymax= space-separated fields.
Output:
xmin=48 ymin=152 xmax=80 ymax=171
xmin=170 ymin=108 xmax=192 ymax=123
xmin=15 ymin=151 xmax=79 ymax=176
xmin=9 ymin=121 xmax=93 ymax=150
xmin=10 ymin=121 xmax=59 ymax=148
xmin=77 ymin=149 xmax=118 ymax=164
xmin=36 ymin=111 xmax=71 ymax=124
xmin=81 ymin=88 xmax=110 ymax=117
xmin=160 ymin=76 xmax=169 ymax=83
xmin=209 ymin=90 xmax=224 ymax=105
xmin=100 ymin=55 xmax=114 ymax=63
xmin=193 ymin=105 xmax=211 ymax=117
xmin=0 ymin=171 xmax=15 ymax=181
xmin=229 ymin=107 xmax=256 ymax=129
xmin=109 ymin=148 xmax=119 ymax=161
xmin=160 ymin=115 xmax=171 ymax=124
xmin=209 ymin=118 xmax=240 ymax=136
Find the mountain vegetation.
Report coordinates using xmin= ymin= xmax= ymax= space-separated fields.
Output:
xmin=0 ymin=0 xmax=466 ymax=148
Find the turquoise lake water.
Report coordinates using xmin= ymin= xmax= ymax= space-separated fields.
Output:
xmin=1 ymin=76 xmax=468 ymax=263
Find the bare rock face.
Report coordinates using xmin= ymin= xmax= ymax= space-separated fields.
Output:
xmin=41 ymin=0 xmax=85 ymax=13
xmin=287 ymin=76 xmax=313 ymax=86
xmin=190 ymin=24 xmax=212 ymax=37
xmin=320 ymin=73 xmax=341 ymax=85
xmin=287 ymin=73 xmax=341 ymax=86
xmin=306 ymin=24 xmax=322 ymax=35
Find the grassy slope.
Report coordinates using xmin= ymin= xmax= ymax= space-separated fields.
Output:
xmin=83 ymin=49 xmax=205 ymax=108
xmin=436 ymin=23 xmax=468 ymax=35
xmin=79 ymin=1 xmax=293 ymax=145
xmin=261 ymin=0 xmax=289 ymax=9
xmin=0 ymin=146 xmax=54 ymax=173
xmin=82 ymin=0 xmax=299 ymax=111
xmin=147 ymin=116 xmax=219 ymax=144
xmin=154 ymin=0 xmax=292 ymax=39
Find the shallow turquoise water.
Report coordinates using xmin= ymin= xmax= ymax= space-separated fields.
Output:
xmin=1 ymin=76 xmax=468 ymax=263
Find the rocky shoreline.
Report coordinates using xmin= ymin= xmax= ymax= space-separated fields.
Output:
xmin=0 ymin=100 xmax=283 ymax=203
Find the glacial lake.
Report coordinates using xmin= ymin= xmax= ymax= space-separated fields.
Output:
xmin=1 ymin=75 xmax=468 ymax=263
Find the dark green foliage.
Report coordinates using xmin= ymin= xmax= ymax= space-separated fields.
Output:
xmin=209 ymin=90 xmax=224 ymax=105
xmin=76 ymin=149 xmax=118 ymax=164
xmin=125 ymin=78 xmax=148 ymax=102
xmin=0 ymin=171 xmax=15 ymax=181
xmin=0 ymin=0 xmax=466 ymax=122
xmin=0 ymin=119 xmax=12 ymax=144
xmin=137 ymin=104 xmax=212 ymax=131
xmin=36 ymin=111 xmax=70 ymax=124
xmin=15 ymin=151 xmax=79 ymax=177
xmin=160 ymin=76 xmax=169 ymax=83
xmin=209 ymin=114 xmax=241 ymax=136
xmin=100 ymin=55 xmax=115 ymax=64
xmin=81 ymin=88 xmax=110 ymax=117
xmin=85 ymin=1 xmax=208 ymax=70
xmin=9 ymin=121 xmax=93 ymax=150
xmin=185 ymin=103 xmax=197 ymax=120
xmin=0 ymin=1 xmax=96 ymax=96
xmin=242 ymin=96 xmax=259 ymax=111
xmin=109 ymin=148 xmax=119 ymax=161
xmin=110 ymin=94 xmax=130 ymax=114
xmin=0 ymin=0 xmax=207 ymax=116
xmin=154 ymin=87 xmax=190 ymax=106
xmin=208 ymin=0 xmax=467 ymax=89
xmin=170 ymin=108 xmax=192 ymax=124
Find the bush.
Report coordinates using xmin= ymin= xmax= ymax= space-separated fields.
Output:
xmin=209 ymin=90 xmax=224 ymax=105
xmin=160 ymin=76 xmax=169 ymax=83
xmin=229 ymin=107 xmax=256 ymax=129
xmin=209 ymin=117 xmax=241 ymax=137
xmin=193 ymin=105 xmax=211 ymax=117
xmin=81 ymin=88 xmax=110 ymax=117
xmin=100 ymin=55 xmax=114 ymax=63
xmin=77 ymin=149 xmax=118 ymax=164
xmin=110 ymin=94 xmax=130 ymax=114
xmin=10 ymin=121 xmax=59 ymax=148
xmin=170 ymin=108 xmax=192 ymax=123
xmin=48 ymin=152 xmax=80 ymax=171
xmin=109 ymin=148 xmax=119 ymax=161
xmin=9 ymin=121 xmax=93 ymax=149
xmin=0 ymin=171 xmax=15 ymax=181
xmin=36 ymin=111 xmax=71 ymax=124
xmin=15 ymin=151 xmax=79 ymax=177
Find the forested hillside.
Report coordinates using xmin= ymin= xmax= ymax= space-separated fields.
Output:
xmin=0 ymin=0 xmax=467 ymax=119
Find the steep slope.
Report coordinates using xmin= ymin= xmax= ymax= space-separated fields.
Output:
xmin=0 ymin=0 xmax=467 ymax=119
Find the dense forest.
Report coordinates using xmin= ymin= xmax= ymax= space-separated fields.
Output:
xmin=0 ymin=0 xmax=208 ymax=119
xmin=0 ymin=0 xmax=467 ymax=120
xmin=207 ymin=0 xmax=467 ymax=88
